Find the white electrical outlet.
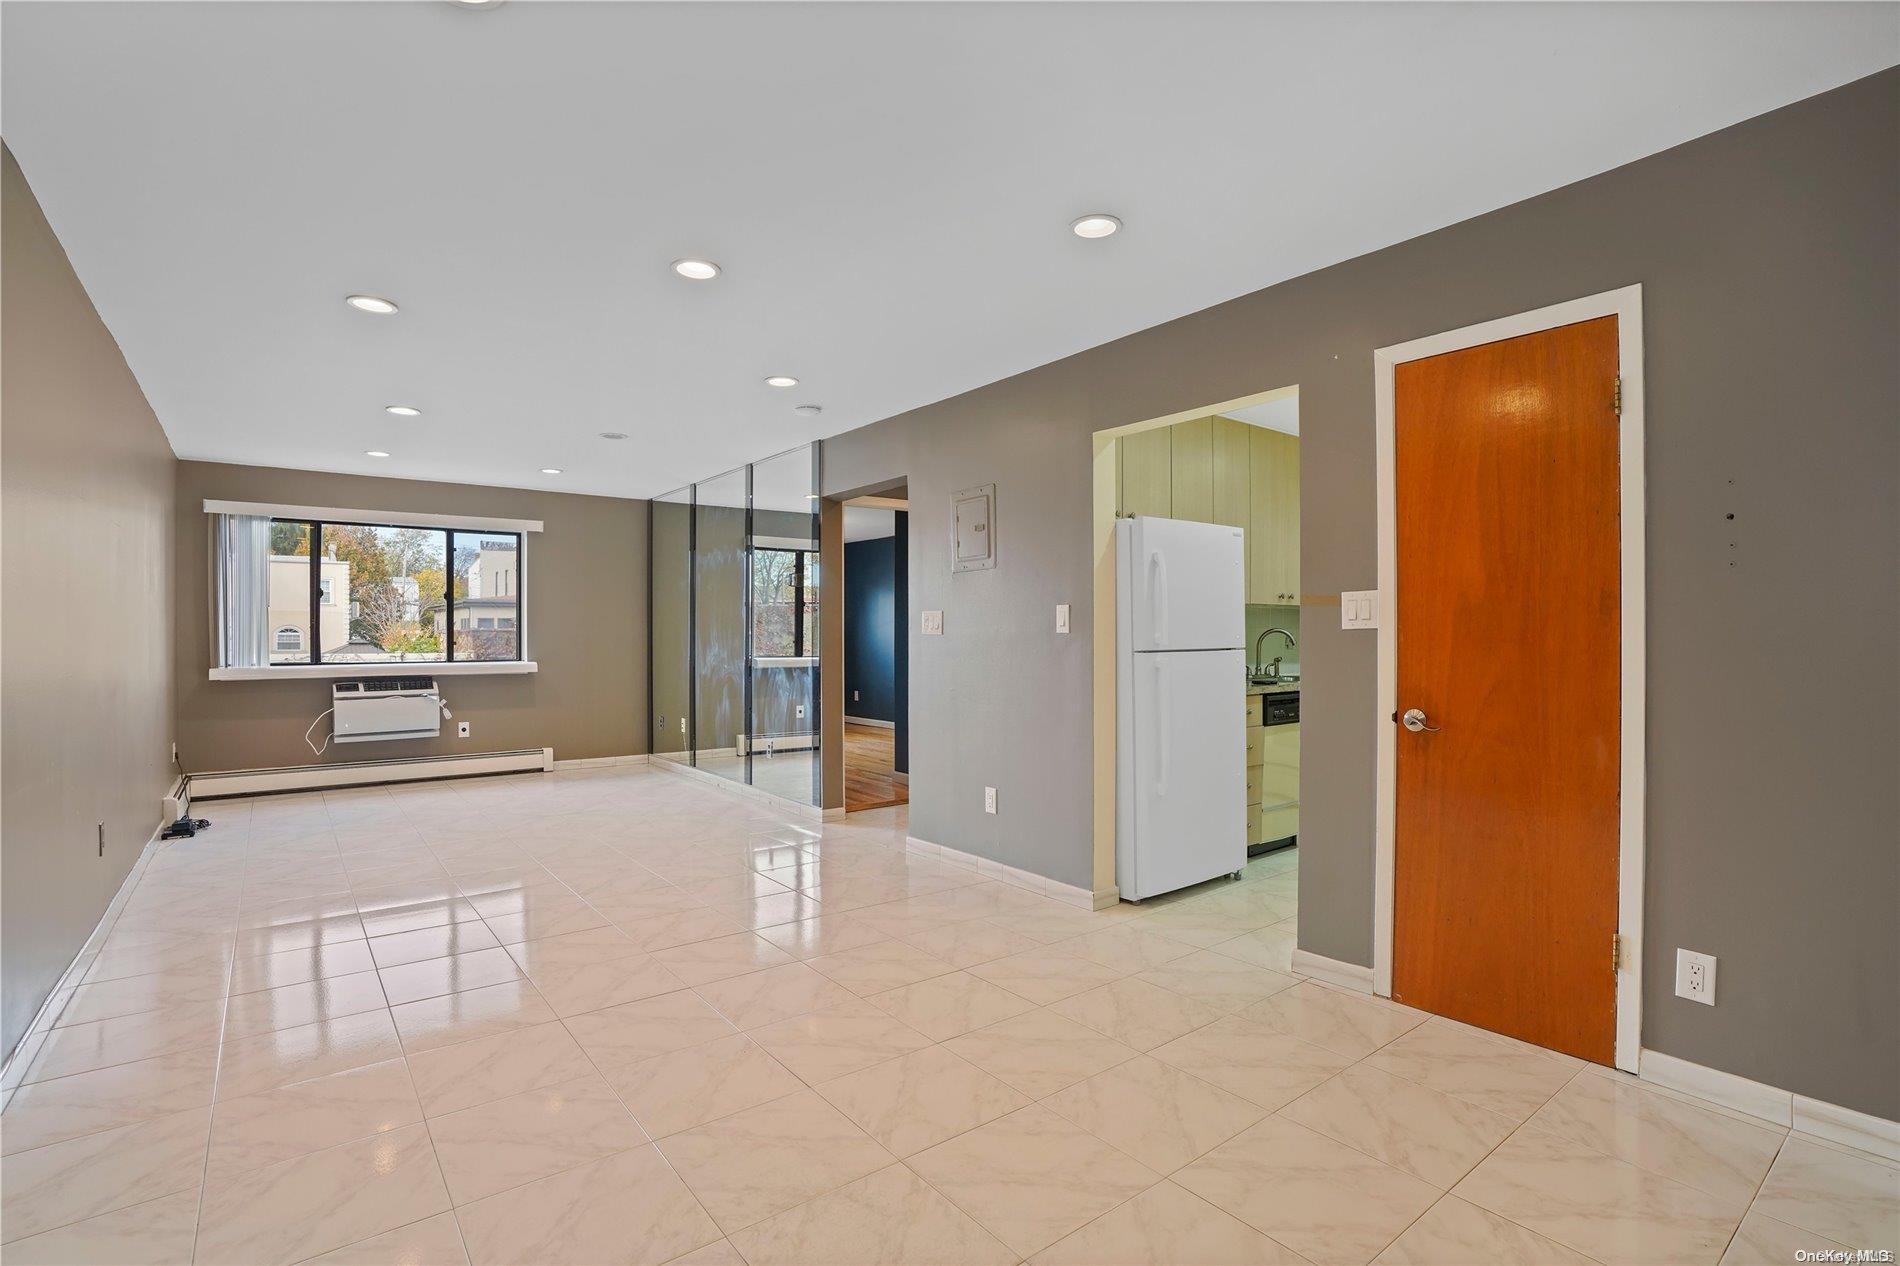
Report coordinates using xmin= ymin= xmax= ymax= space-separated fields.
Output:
xmin=983 ymin=786 xmax=997 ymax=814
xmin=1675 ymin=948 xmax=1717 ymax=1005
xmin=1055 ymin=603 xmax=1070 ymax=634
xmin=457 ymin=721 xmax=471 ymax=738
xmin=921 ymin=610 xmax=944 ymax=635
xmin=852 ymin=689 xmax=860 ymax=702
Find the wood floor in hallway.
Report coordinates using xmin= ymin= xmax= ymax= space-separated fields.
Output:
xmin=845 ymin=721 xmax=907 ymax=812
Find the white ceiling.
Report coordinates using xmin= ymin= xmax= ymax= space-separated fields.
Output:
xmin=845 ymin=506 xmax=897 ymax=543
xmin=4 ymin=3 xmax=1892 ymax=501
xmin=1225 ymin=396 xmax=1299 ymax=437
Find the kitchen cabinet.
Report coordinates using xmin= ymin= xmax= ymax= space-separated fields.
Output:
xmin=1211 ymin=417 xmax=1252 ymax=584
xmin=1117 ymin=414 xmax=1296 ymax=608
xmin=1169 ymin=417 xmax=1214 ymax=522
xmin=1120 ymin=427 xmax=1173 ymax=518
xmin=1246 ymin=691 xmax=1299 ymax=848
xmin=1249 ymin=426 xmax=1299 ymax=605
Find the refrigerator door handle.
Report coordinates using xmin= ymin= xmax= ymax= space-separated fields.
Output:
xmin=1154 ymin=658 xmax=1169 ymax=798
xmin=1149 ymin=550 xmax=1168 ymax=647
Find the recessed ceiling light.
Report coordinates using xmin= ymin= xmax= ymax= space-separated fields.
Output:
xmin=540 ymin=468 xmax=563 ymax=475
xmin=671 ymin=258 xmax=721 ymax=281
xmin=765 ymin=375 xmax=799 ymax=388
xmin=1070 ymin=214 xmax=1122 ymax=239
xmin=597 ymin=431 xmax=628 ymax=441
xmin=793 ymin=404 xmax=823 ymax=417
xmin=447 ymin=0 xmax=504 ymax=8
xmin=345 ymin=294 xmax=398 ymax=315
xmin=365 ymin=450 xmax=391 ymax=458
xmin=384 ymin=405 xmax=421 ymax=417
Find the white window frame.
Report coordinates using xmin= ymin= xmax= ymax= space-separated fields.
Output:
xmin=207 ymin=500 xmax=541 ymax=681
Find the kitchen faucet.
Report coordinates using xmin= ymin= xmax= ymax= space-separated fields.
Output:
xmin=1252 ymin=627 xmax=1297 ymax=681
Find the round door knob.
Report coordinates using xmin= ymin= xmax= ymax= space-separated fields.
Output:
xmin=1401 ymin=708 xmax=1441 ymax=733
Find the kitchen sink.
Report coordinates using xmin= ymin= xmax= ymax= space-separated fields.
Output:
xmin=1250 ymin=676 xmax=1299 ymax=687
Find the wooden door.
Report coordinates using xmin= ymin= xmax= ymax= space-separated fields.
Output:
xmin=1392 ymin=315 xmax=1621 ymax=1065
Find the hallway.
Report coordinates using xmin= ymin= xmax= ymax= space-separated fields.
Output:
xmin=2 ymin=765 xmax=1890 ymax=1264
xmin=844 ymin=722 xmax=907 ymax=813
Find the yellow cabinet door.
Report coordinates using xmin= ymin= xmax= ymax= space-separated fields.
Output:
xmin=1212 ymin=416 xmax=1251 ymax=579
xmin=1170 ymin=417 xmax=1213 ymax=522
xmin=1271 ymin=430 xmax=1300 ymax=602
xmin=1249 ymin=426 xmax=1299 ymax=604
xmin=1120 ymin=426 xmax=1173 ymax=518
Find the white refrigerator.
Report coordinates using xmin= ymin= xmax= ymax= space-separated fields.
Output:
xmin=1115 ymin=516 xmax=1247 ymax=901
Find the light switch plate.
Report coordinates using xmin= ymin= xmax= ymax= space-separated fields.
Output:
xmin=1340 ymin=590 xmax=1380 ymax=629
xmin=1055 ymin=603 xmax=1070 ymax=634
xmin=921 ymin=610 xmax=944 ymax=635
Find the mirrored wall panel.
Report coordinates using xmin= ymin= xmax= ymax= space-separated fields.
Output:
xmin=694 ymin=467 xmax=750 ymax=786
xmin=749 ymin=445 xmax=820 ymax=806
xmin=650 ymin=487 xmax=692 ymax=767
xmin=649 ymin=444 xmax=820 ymax=805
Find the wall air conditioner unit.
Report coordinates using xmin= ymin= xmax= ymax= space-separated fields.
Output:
xmin=332 ymin=677 xmax=444 ymax=743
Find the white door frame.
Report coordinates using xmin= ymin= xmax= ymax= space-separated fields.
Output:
xmin=1371 ymin=284 xmax=1646 ymax=1073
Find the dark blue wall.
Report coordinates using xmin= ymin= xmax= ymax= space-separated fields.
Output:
xmin=891 ymin=512 xmax=908 ymax=774
xmin=844 ymin=537 xmax=896 ymax=723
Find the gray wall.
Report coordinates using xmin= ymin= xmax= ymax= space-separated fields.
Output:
xmin=822 ymin=71 xmax=1898 ymax=1117
xmin=175 ymin=461 xmax=647 ymax=771
xmin=2 ymin=147 xmax=179 ymax=1059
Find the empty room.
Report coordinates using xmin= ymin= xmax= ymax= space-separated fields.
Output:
xmin=1 ymin=3 xmax=1895 ymax=1264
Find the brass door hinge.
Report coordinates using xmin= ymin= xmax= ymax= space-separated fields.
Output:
xmin=1613 ymin=376 xmax=1623 ymax=416
xmin=1612 ymin=932 xmax=1623 ymax=973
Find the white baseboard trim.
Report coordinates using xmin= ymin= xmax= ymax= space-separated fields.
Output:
xmin=3 ymin=811 xmax=170 ymax=1079
xmin=1638 ymin=1049 xmax=1793 ymax=1127
xmin=1793 ymin=1094 xmax=1900 ymax=1163
xmin=821 ymin=806 xmax=849 ymax=821
xmin=162 ymin=775 xmax=189 ymax=824
xmin=650 ymin=757 xmax=821 ymax=822
xmin=906 ymin=836 xmax=1117 ymax=910
xmin=1290 ymin=949 xmax=1376 ymax=994
xmin=1633 ymin=1049 xmax=1900 ymax=1161
xmin=190 ymin=748 xmax=554 ymax=798
xmin=737 ymin=733 xmax=818 ymax=754
xmin=553 ymin=754 xmax=651 ymax=771
xmin=843 ymin=716 xmax=895 ymax=729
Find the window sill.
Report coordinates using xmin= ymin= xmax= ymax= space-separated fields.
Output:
xmin=209 ymin=661 xmax=538 ymax=682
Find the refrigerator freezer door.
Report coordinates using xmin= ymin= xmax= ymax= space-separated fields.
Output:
xmin=1123 ymin=648 xmax=1247 ymax=900
xmin=1122 ymin=517 xmax=1245 ymax=652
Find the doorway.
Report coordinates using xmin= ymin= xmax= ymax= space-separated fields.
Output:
xmin=1372 ymin=286 xmax=1646 ymax=1070
xmin=1088 ymin=387 xmax=1303 ymax=903
xmin=841 ymin=494 xmax=909 ymax=812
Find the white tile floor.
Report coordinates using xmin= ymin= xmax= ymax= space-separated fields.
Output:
xmin=1 ymin=764 xmax=1894 ymax=1264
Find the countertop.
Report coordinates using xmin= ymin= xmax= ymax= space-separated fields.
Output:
xmin=1246 ymin=680 xmax=1302 ymax=697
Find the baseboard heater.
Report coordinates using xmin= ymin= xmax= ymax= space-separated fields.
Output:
xmin=189 ymin=747 xmax=553 ymax=799
xmin=737 ymin=732 xmax=817 ymax=755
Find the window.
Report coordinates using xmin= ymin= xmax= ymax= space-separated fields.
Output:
xmin=227 ymin=515 xmax=524 ymax=667
xmin=752 ymin=548 xmax=817 ymax=657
